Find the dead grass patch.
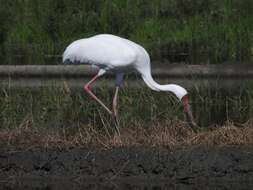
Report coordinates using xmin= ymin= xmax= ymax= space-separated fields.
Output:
xmin=0 ymin=120 xmax=253 ymax=150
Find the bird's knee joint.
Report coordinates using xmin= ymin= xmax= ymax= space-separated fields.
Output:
xmin=84 ymin=85 xmax=90 ymax=91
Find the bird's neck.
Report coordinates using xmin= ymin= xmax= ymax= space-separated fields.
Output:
xmin=141 ymin=71 xmax=187 ymax=100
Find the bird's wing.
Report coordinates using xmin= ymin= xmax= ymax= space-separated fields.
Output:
xmin=63 ymin=35 xmax=138 ymax=70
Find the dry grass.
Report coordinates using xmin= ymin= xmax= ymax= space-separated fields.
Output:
xmin=1 ymin=119 xmax=253 ymax=150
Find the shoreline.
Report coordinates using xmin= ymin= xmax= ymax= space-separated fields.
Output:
xmin=1 ymin=123 xmax=253 ymax=189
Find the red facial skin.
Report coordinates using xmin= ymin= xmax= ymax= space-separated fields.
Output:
xmin=181 ymin=95 xmax=189 ymax=112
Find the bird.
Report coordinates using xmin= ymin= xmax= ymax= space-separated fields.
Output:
xmin=63 ymin=34 xmax=197 ymax=133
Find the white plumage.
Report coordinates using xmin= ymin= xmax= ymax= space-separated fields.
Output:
xmin=63 ymin=34 xmax=139 ymax=70
xmin=63 ymin=34 xmax=187 ymax=99
xmin=63 ymin=34 xmax=196 ymax=130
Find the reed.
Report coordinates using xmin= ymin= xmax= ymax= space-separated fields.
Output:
xmin=0 ymin=83 xmax=252 ymax=130
xmin=1 ymin=116 xmax=253 ymax=149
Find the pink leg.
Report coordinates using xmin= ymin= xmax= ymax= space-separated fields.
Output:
xmin=112 ymin=86 xmax=120 ymax=135
xmin=84 ymin=69 xmax=112 ymax=114
xmin=112 ymin=86 xmax=119 ymax=117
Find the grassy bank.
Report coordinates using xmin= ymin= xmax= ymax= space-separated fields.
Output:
xmin=0 ymin=84 xmax=252 ymax=129
xmin=0 ymin=0 xmax=252 ymax=64
xmin=0 ymin=83 xmax=253 ymax=149
xmin=1 ymin=120 xmax=253 ymax=150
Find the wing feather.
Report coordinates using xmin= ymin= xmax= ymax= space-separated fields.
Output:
xmin=63 ymin=34 xmax=138 ymax=69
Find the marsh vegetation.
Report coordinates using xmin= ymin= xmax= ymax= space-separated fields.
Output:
xmin=0 ymin=83 xmax=252 ymax=148
xmin=0 ymin=0 xmax=252 ymax=147
xmin=0 ymin=0 xmax=252 ymax=65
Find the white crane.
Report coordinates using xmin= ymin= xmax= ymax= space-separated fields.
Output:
xmin=63 ymin=34 xmax=197 ymax=132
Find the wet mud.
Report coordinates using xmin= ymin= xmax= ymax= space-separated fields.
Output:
xmin=0 ymin=145 xmax=253 ymax=189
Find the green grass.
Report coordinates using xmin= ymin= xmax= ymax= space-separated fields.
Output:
xmin=0 ymin=0 xmax=252 ymax=65
xmin=0 ymin=83 xmax=252 ymax=130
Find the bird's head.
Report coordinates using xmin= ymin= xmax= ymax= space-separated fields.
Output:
xmin=172 ymin=85 xmax=198 ymax=130
xmin=181 ymin=94 xmax=198 ymax=129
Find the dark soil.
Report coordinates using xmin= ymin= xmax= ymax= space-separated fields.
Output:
xmin=1 ymin=145 xmax=253 ymax=183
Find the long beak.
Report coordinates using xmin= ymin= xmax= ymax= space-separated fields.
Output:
xmin=181 ymin=95 xmax=198 ymax=130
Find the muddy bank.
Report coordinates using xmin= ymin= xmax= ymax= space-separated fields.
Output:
xmin=0 ymin=145 xmax=253 ymax=183
xmin=1 ymin=177 xmax=253 ymax=190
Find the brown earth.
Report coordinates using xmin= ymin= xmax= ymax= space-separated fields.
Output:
xmin=0 ymin=121 xmax=253 ymax=189
xmin=1 ymin=146 xmax=253 ymax=184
